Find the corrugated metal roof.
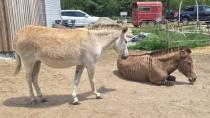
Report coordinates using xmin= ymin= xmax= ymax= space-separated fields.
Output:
xmin=136 ymin=1 xmax=162 ymax=7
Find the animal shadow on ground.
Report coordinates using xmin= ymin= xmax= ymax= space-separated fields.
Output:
xmin=113 ymin=70 xmax=192 ymax=86
xmin=3 ymin=86 xmax=115 ymax=108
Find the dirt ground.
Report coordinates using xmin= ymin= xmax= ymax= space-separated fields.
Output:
xmin=0 ymin=49 xmax=210 ymax=118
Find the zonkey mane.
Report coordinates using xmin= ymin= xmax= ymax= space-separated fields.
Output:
xmin=149 ymin=47 xmax=187 ymax=57
xmin=87 ymin=24 xmax=123 ymax=30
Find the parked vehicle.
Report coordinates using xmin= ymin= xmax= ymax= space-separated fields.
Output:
xmin=178 ymin=5 xmax=210 ymax=22
xmin=167 ymin=5 xmax=210 ymax=22
xmin=132 ymin=1 xmax=163 ymax=27
xmin=61 ymin=10 xmax=99 ymax=27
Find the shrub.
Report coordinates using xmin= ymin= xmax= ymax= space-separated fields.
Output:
xmin=129 ymin=34 xmax=166 ymax=50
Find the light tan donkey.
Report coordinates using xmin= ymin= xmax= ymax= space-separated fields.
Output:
xmin=14 ymin=24 xmax=130 ymax=105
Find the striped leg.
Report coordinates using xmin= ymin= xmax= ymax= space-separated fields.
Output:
xmin=156 ymin=80 xmax=175 ymax=86
xmin=150 ymin=74 xmax=175 ymax=86
xmin=166 ymin=75 xmax=176 ymax=81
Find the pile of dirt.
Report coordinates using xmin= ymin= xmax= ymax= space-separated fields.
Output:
xmin=88 ymin=17 xmax=117 ymax=26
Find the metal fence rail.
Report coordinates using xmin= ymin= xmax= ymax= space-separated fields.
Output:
xmin=164 ymin=21 xmax=210 ymax=48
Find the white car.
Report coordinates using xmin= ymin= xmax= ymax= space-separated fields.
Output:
xmin=61 ymin=10 xmax=99 ymax=27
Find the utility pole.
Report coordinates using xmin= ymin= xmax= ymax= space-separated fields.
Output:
xmin=178 ymin=0 xmax=183 ymax=28
xmin=166 ymin=0 xmax=170 ymax=13
xmin=195 ymin=0 xmax=200 ymax=30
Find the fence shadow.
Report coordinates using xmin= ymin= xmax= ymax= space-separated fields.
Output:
xmin=3 ymin=86 xmax=115 ymax=108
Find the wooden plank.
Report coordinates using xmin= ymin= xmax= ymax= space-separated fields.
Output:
xmin=0 ymin=0 xmax=6 ymax=52
xmin=0 ymin=0 xmax=4 ymax=52
xmin=26 ymin=0 xmax=30 ymax=25
xmin=6 ymin=0 xmax=14 ymax=51
xmin=4 ymin=0 xmax=15 ymax=51
xmin=0 ymin=0 xmax=10 ymax=52
xmin=3 ymin=0 xmax=11 ymax=51
xmin=35 ymin=0 xmax=39 ymax=25
xmin=5 ymin=0 xmax=14 ymax=51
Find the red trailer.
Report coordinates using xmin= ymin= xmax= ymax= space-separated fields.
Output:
xmin=132 ymin=1 xmax=163 ymax=27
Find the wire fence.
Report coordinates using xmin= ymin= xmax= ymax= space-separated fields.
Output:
xmin=165 ymin=21 xmax=210 ymax=49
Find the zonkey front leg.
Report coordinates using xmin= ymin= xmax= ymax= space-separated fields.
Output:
xmin=86 ymin=64 xmax=102 ymax=99
xmin=72 ymin=65 xmax=85 ymax=105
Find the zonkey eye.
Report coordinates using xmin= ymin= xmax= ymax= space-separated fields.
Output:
xmin=125 ymin=40 xmax=128 ymax=44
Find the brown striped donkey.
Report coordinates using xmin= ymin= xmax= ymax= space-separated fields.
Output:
xmin=117 ymin=47 xmax=197 ymax=86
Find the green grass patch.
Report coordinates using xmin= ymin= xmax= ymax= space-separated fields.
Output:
xmin=129 ymin=24 xmax=210 ymax=50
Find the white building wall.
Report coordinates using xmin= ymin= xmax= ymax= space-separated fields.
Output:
xmin=44 ymin=0 xmax=61 ymax=27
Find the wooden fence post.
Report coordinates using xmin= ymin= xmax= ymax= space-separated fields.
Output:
xmin=166 ymin=20 xmax=170 ymax=48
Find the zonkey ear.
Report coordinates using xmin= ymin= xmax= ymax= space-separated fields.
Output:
xmin=185 ymin=48 xmax=192 ymax=54
xmin=122 ymin=26 xmax=128 ymax=34
xmin=180 ymin=50 xmax=187 ymax=58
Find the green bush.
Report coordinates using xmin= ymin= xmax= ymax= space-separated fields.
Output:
xmin=129 ymin=34 xmax=166 ymax=50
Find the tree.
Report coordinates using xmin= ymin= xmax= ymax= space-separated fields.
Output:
xmin=60 ymin=0 xmax=210 ymax=17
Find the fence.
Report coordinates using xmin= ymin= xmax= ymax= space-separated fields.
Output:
xmin=130 ymin=20 xmax=210 ymax=51
xmin=0 ymin=0 xmax=45 ymax=52
xmin=165 ymin=21 xmax=210 ymax=48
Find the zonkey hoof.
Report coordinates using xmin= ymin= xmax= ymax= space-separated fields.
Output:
xmin=96 ymin=95 xmax=103 ymax=99
xmin=40 ymin=98 xmax=47 ymax=103
xmin=167 ymin=75 xmax=176 ymax=81
xmin=30 ymin=99 xmax=38 ymax=105
xmin=72 ymin=101 xmax=80 ymax=105
xmin=166 ymin=81 xmax=175 ymax=86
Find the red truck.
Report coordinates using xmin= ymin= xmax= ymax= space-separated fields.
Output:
xmin=132 ymin=1 xmax=163 ymax=27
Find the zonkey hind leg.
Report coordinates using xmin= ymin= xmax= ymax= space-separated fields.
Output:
xmin=32 ymin=61 xmax=47 ymax=103
xmin=23 ymin=61 xmax=38 ymax=105
xmin=149 ymin=68 xmax=175 ymax=86
xmin=155 ymin=80 xmax=175 ymax=86
xmin=150 ymin=76 xmax=175 ymax=86
xmin=23 ymin=59 xmax=46 ymax=104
